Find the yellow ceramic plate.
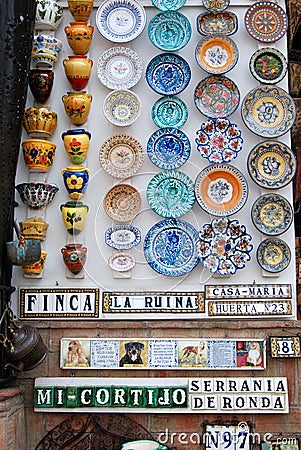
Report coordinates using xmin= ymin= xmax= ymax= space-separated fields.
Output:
xmin=195 ymin=36 xmax=239 ymax=74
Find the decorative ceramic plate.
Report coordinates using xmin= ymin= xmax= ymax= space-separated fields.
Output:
xmin=97 ymin=47 xmax=143 ymax=90
xmin=245 ymin=1 xmax=288 ymax=43
xmin=198 ymin=217 xmax=253 ymax=276
xmin=152 ymin=0 xmax=186 ymax=11
xmin=152 ymin=96 xmax=188 ymax=129
xmin=148 ymin=11 xmax=191 ymax=51
xmin=195 ymin=117 xmax=243 ymax=164
xmin=99 ymin=134 xmax=144 ymax=178
xmin=251 ymin=193 xmax=293 ymax=236
xmin=103 ymin=89 xmax=141 ymax=126
xmin=144 ymin=218 xmax=199 ymax=277
xmin=108 ymin=252 xmax=136 ymax=271
xmin=195 ymin=35 xmax=239 ymax=74
xmin=241 ymin=85 xmax=296 ymax=138
xmin=194 ymin=75 xmax=240 ymax=118
xmin=247 ymin=140 xmax=297 ymax=189
xmin=103 ymin=183 xmax=142 ymax=222
xmin=95 ymin=0 xmax=146 ymax=43
xmin=256 ymin=238 xmax=291 ymax=273
xmin=147 ymin=127 xmax=191 ymax=169
xmin=105 ymin=224 xmax=141 ymax=249
xmin=194 ymin=164 xmax=248 ymax=216
xmin=249 ymin=48 xmax=287 ymax=85
xmin=202 ymin=0 xmax=230 ymax=12
xmin=197 ymin=11 xmax=238 ymax=36
xmin=147 ymin=170 xmax=195 ymax=218
xmin=146 ymin=53 xmax=191 ymax=95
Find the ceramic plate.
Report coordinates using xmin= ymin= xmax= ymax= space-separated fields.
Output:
xmin=241 ymin=85 xmax=296 ymax=138
xmin=152 ymin=96 xmax=188 ymax=129
xmin=245 ymin=1 xmax=288 ymax=43
xmin=197 ymin=11 xmax=238 ymax=36
xmin=251 ymin=193 xmax=293 ymax=236
xmin=249 ymin=48 xmax=287 ymax=85
xmin=147 ymin=127 xmax=191 ymax=169
xmin=97 ymin=47 xmax=143 ymax=90
xmin=152 ymin=0 xmax=186 ymax=11
xmin=256 ymin=238 xmax=291 ymax=273
xmin=195 ymin=35 xmax=239 ymax=74
xmin=105 ymin=224 xmax=141 ymax=249
xmin=144 ymin=218 xmax=199 ymax=276
xmin=147 ymin=170 xmax=195 ymax=218
xmin=146 ymin=53 xmax=191 ymax=95
xmin=195 ymin=117 xmax=243 ymax=164
xmin=103 ymin=89 xmax=141 ymax=126
xmin=202 ymin=0 xmax=230 ymax=12
xmin=103 ymin=183 xmax=142 ymax=222
xmin=198 ymin=217 xmax=253 ymax=276
xmin=148 ymin=11 xmax=191 ymax=51
xmin=194 ymin=75 xmax=240 ymax=118
xmin=95 ymin=0 xmax=146 ymax=43
xmin=247 ymin=140 xmax=297 ymax=189
xmin=108 ymin=251 xmax=136 ymax=271
xmin=99 ymin=134 xmax=144 ymax=178
xmin=194 ymin=164 xmax=248 ymax=216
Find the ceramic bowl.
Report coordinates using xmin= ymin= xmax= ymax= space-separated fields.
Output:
xmin=31 ymin=34 xmax=62 ymax=69
xmin=21 ymin=139 xmax=56 ymax=172
xmin=23 ymin=106 xmax=57 ymax=138
xmin=15 ymin=182 xmax=59 ymax=209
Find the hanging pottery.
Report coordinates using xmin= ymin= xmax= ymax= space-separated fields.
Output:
xmin=62 ymin=165 xmax=90 ymax=200
xmin=63 ymin=55 xmax=93 ymax=91
xmin=62 ymin=128 xmax=91 ymax=164
xmin=64 ymin=21 xmax=94 ymax=54
xmin=61 ymin=243 xmax=87 ymax=274
xmin=31 ymin=34 xmax=62 ymax=69
xmin=35 ymin=0 xmax=63 ymax=31
xmin=22 ymin=251 xmax=48 ymax=275
xmin=28 ymin=69 xmax=54 ymax=104
xmin=23 ymin=106 xmax=57 ymax=139
xmin=62 ymin=91 xmax=92 ymax=125
xmin=67 ymin=0 xmax=94 ymax=21
xmin=60 ymin=201 xmax=89 ymax=235
xmin=15 ymin=182 xmax=59 ymax=209
xmin=19 ymin=217 xmax=49 ymax=241
xmin=21 ymin=138 xmax=56 ymax=172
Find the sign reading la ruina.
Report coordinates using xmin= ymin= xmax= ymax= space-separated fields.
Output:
xmin=34 ymin=377 xmax=289 ymax=413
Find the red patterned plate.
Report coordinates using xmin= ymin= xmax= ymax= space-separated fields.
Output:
xmin=245 ymin=1 xmax=288 ymax=43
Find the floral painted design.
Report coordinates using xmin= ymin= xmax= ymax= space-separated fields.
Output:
xmin=257 ymin=101 xmax=279 ymax=125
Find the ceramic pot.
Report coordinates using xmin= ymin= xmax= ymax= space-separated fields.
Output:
xmin=28 ymin=69 xmax=54 ymax=103
xmin=23 ymin=106 xmax=57 ymax=138
xmin=62 ymin=91 xmax=92 ymax=125
xmin=62 ymin=165 xmax=90 ymax=200
xmin=15 ymin=182 xmax=59 ymax=209
xmin=64 ymin=21 xmax=94 ymax=54
xmin=21 ymin=138 xmax=56 ymax=172
xmin=35 ymin=0 xmax=63 ymax=31
xmin=62 ymin=128 xmax=91 ymax=164
xmin=121 ymin=441 xmax=168 ymax=450
xmin=61 ymin=243 xmax=87 ymax=274
xmin=60 ymin=201 xmax=89 ymax=235
xmin=19 ymin=217 xmax=49 ymax=241
xmin=67 ymin=0 xmax=94 ymax=21
xmin=31 ymin=34 xmax=62 ymax=69
xmin=63 ymin=55 xmax=93 ymax=91
xmin=22 ymin=251 xmax=47 ymax=275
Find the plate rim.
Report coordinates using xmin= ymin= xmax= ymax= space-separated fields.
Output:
xmin=105 ymin=224 xmax=142 ymax=249
xmin=244 ymin=1 xmax=288 ymax=43
xmin=195 ymin=35 xmax=239 ymax=74
xmin=103 ymin=89 xmax=141 ymax=126
xmin=256 ymin=237 xmax=291 ymax=273
xmin=148 ymin=10 xmax=192 ymax=52
xmin=151 ymin=95 xmax=188 ymax=129
xmin=103 ymin=183 xmax=142 ymax=222
xmin=249 ymin=47 xmax=287 ymax=85
xmin=251 ymin=193 xmax=293 ymax=236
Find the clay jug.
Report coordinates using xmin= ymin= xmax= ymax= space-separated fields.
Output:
xmin=62 ymin=165 xmax=90 ymax=200
xmin=68 ymin=0 xmax=94 ymax=21
xmin=23 ymin=106 xmax=57 ymax=139
xmin=64 ymin=21 xmax=94 ymax=54
xmin=63 ymin=55 xmax=93 ymax=91
xmin=61 ymin=243 xmax=87 ymax=274
xmin=62 ymin=128 xmax=91 ymax=164
xmin=62 ymin=91 xmax=92 ymax=125
xmin=60 ymin=201 xmax=89 ymax=235
xmin=28 ymin=69 xmax=54 ymax=103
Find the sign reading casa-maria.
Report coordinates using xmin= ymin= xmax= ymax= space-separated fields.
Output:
xmin=34 ymin=377 xmax=288 ymax=414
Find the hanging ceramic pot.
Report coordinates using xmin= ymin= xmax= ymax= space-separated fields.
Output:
xmin=22 ymin=251 xmax=48 ymax=275
xmin=61 ymin=243 xmax=87 ymax=274
xmin=64 ymin=21 xmax=94 ymax=54
xmin=23 ymin=106 xmax=57 ymax=139
xmin=19 ymin=217 xmax=49 ymax=241
xmin=62 ymin=91 xmax=92 ymax=125
xmin=21 ymin=138 xmax=56 ymax=172
xmin=31 ymin=34 xmax=62 ymax=69
xmin=67 ymin=0 xmax=94 ymax=21
xmin=15 ymin=182 xmax=59 ymax=209
xmin=62 ymin=165 xmax=90 ymax=200
xmin=61 ymin=128 xmax=91 ymax=164
xmin=28 ymin=69 xmax=54 ymax=104
xmin=35 ymin=0 xmax=63 ymax=31
xmin=63 ymin=55 xmax=93 ymax=91
xmin=60 ymin=201 xmax=89 ymax=235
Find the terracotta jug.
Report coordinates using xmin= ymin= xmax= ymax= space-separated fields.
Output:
xmin=62 ymin=128 xmax=91 ymax=164
xmin=63 ymin=55 xmax=93 ymax=91
xmin=61 ymin=243 xmax=87 ymax=274
xmin=64 ymin=21 xmax=94 ymax=54
xmin=23 ymin=106 xmax=57 ymax=139
xmin=62 ymin=91 xmax=92 ymax=125
xmin=62 ymin=165 xmax=90 ymax=200
xmin=28 ymin=69 xmax=54 ymax=103
xmin=68 ymin=0 xmax=94 ymax=21
xmin=60 ymin=201 xmax=89 ymax=235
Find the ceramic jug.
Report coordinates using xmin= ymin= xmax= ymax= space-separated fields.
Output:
xmin=23 ymin=106 xmax=57 ymax=139
xmin=35 ymin=0 xmax=63 ymax=31
xmin=62 ymin=165 xmax=90 ymax=200
xmin=63 ymin=55 xmax=93 ymax=91
xmin=67 ymin=0 xmax=94 ymax=21
xmin=61 ymin=243 xmax=87 ymax=274
xmin=62 ymin=91 xmax=92 ymax=125
xmin=121 ymin=441 xmax=167 ymax=450
xmin=62 ymin=128 xmax=91 ymax=164
xmin=28 ymin=69 xmax=54 ymax=103
xmin=64 ymin=21 xmax=94 ymax=54
xmin=60 ymin=201 xmax=89 ymax=235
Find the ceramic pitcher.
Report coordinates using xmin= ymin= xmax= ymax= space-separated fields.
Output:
xmin=63 ymin=55 xmax=93 ymax=91
xmin=62 ymin=128 xmax=91 ymax=164
xmin=62 ymin=91 xmax=92 ymax=125
xmin=64 ymin=21 xmax=94 ymax=54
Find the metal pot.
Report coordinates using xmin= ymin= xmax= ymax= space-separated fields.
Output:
xmin=6 ymin=221 xmax=41 ymax=266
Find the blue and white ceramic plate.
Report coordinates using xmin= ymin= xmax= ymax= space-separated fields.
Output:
xmin=103 ymin=89 xmax=141 ymax=126
xmin=146 ymin=53 xmax=191 ymax=95
xmin=147 ymin=127 xmax=191 ymax=169
xmin=96 ymin=0 xmax=146 ymax=43
xmin=152 ymin=0 xmax=186 ymax=11
xmin=195 ymin=35 xmax=239 ymax=74
xmin=144 ymin=218 xmax=199 ymax=276
xmin=251 ymin=193 xmax=293 ymax=236
xmin=147 ymin=170 xmax=195 ymax=218
xmin=105 ymin=224 xmax=142 ymax=249
xmin=152 ymin=96 xmax=188 ymax=129
xmin=256 ymin=238 xmax=291 ymax=273
xmin=148 ymin=11 xmax=191 ymax=51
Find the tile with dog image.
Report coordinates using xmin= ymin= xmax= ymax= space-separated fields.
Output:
xmin=178 ymin=340 xmax=208 ymax=367
xmin=119 ymin=340 xmax=149 ymax=367
xmin=62 ymin=339 xmax=90 ymax=367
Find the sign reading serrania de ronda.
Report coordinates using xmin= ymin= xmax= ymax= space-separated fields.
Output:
xmin=34 ymin=377 xmax=289 ymax=414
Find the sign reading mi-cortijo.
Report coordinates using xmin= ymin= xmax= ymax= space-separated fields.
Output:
xmin=34 ymin=377 xmax=288 ymax=413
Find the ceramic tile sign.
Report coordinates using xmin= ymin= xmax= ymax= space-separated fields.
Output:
xmin=60 ymin=338 xmax=266 ymax=370
xmin=205 ymin=424 xmax=250 ymax=450
xmin=34 ymin=377 xmax=289 ymax=413
xmin=270 ymin=337 xmax=301 ymax=358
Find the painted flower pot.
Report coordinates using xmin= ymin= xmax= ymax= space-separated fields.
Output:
xmin=21 ymin=138 xmax=56 ymax=172
xmin=62 ymin=91 xmax=92 ymax=125
xmin=23 ymin=106 xmax=57 ymax=138
xmin=63 ymin=55 xmax=93 ymax=91
xmin=60 ymin=201 xmax=89 ymax=235
xmin=28 ymin=69 xmax=54 ymax=103
xmin=35 ymin=0 xmax=63 ymax=31
xmin=62 ymin=128 xmax=91 ymax=164
xmin=23 ymin=251 xmax=47 ymax=275
xmin=31 ymin=34 xmax=62 ymax=69
xmin=64 ymin=21 xmax=94 ymax=55
xmin=19 ymin=217 xmax=49 ymax=241
xmin=62 ymin=165 xmax=90 ymax=200
xmin=15 ymin=182 xmax=59 ymax=209
xmin=67 ymin=0 xmax=94 ymax=21
xmin=61 ymin=243 xmax=87 ymax=274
